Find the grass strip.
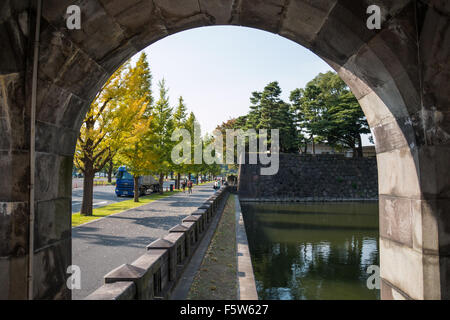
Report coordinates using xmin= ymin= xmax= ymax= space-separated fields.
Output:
xmin=93 ymin=180 xmax=115 ymax=186
xmin=72 ymin=190 xmax=180 ymax=227
xmin=187 ymin=194 xmax=237 ymax=300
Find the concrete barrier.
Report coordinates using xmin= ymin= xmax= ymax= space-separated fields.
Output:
xmin=85 ymin=186 xmax=230 ymax=300
xmin=183 ymin=215 xmax=203 ymax=238
xmin=170 ymin=222 xmax=195 ymax=257
xmin=192 ymin=208 xmax=209 ymax=226
xmin=198 ymin=203 xmax=213 ymax=221
xmin=84 ymin=281 xmax=136 ymax=300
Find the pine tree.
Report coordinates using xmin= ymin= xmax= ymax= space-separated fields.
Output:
xmin=247 ymin=82 xmax=298 ymax=153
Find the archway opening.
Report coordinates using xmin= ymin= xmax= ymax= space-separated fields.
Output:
xmin=70 ymin=25 xmax=379 ymax=300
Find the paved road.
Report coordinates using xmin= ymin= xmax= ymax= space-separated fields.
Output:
xmin=72 ymin=185 xmax=127 ymax=213
xmin=72 ymin=183 xmax=215 ymax=300
xmin=72 ymin=178 xmax=110 ymax=189
xmin=72 ymin=182 xmax=180 ymax=213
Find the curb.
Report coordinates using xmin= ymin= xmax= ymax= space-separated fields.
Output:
xmin=235 ymin=196 xmax=258 ymax=300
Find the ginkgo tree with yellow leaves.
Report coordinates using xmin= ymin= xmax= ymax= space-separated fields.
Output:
xmin=75 ymin=52 xmax=218 ymax=211
xmin=115 ymin=99 xmax=157 ymax=202
xmin=74 ymin=53 xmax=153 ymax=215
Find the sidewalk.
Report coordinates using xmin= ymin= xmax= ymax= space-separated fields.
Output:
xmin=72 ymin=183 xmax=215 ymax=300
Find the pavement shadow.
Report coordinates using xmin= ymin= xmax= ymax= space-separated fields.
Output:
xmin=106 ymin=214 xmax=188 ymax=231
xmin=73 ymin=228 xmax=155 ymax=248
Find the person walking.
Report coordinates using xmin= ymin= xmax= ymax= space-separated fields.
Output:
xmin=187 ymin=180 xmax=193 ymax=194
xmin=181 ymin=179 xmax=186 ymax=193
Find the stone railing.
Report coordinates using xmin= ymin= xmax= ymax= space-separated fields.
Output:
xmin=84 ymin=186 xmax=229 ymax=300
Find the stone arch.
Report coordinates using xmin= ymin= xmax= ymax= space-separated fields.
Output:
xmin=0 ymin=0 xmax=448 ymax=300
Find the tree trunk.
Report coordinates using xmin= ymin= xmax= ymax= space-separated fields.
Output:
xmin=357 ymin=134 xmax=363 ymax=158
xmin=311 ymin=135 xmax=316 ymax=155
xmin=159 ymin=173 xmax=164 ymax=194
xmin=81 ymin=166 xmax=95 ymax=216
xmin=176 ymin=173 xmax=181 ymax=190
xmin=196 ymin=174 xmax=199 ymax=185
xmin=133 ymin=176 xmax=140 ymax=202
xmin=107 ymin=158 xmax=113 ymax=183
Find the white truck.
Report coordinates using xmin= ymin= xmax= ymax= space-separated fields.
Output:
xmin=140 ymin=175 xmax=160 ymax=194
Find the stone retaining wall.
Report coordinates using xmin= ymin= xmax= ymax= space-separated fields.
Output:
xmin=238 ymin=154 xmax=378 ymax=202
xmin=84 ymin=187 xmax=229 ymax=300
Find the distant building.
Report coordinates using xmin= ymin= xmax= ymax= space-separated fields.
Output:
xmin=345 ymin=146 xmax=377 ymax=158
xmin=301 ymin=143 xmax=376 ymax=158
xmin=363 ymin=146 xmax=377 ymax=157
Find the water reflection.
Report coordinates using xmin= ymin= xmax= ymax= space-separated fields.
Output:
xmin=240 ymin=202 xmax=380 ymax=300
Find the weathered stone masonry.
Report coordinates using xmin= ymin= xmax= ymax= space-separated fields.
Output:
xmin=0 ymin=0 xmax=449 ymax=300
xmin=239 ymin=154 xmax=378 ymax=202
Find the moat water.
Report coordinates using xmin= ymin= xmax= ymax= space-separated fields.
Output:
xmin=240 ymin=202 xmax=380 ymax=300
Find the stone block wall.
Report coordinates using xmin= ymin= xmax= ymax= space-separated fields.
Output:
xmin=238 ymin=154 xmax=378 ymax=201
xmin=84 ymin=187 xmax=229 ymax=300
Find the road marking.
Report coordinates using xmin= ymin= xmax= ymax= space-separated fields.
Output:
xmin=93 ymin=201 xmax=108 ymax=206
xmin=72 ymin=201 xmax=108 ymax=207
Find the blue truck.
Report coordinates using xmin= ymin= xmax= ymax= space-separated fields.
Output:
xmin=115 ymin=166 xmax=160 ymax=197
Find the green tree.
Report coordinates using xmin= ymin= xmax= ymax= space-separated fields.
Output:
xmin=149 ymin=79 xmax=175 ymax=193
xmin=199 ymin=133 xmax=224 ymax=184
xmin=172 ymin=96 xmax=189 ymax=189
xmin=247 ymin=82 xmax=298 ymax=153
xmin=325 ymin=91 xmax=370 ymax=157
xmin=216 ymin=118 xmax=238 ymax=166
xmin=184 ymin=112 xmax=202 ymax=181
xmin=291 ymin=72 xmax=370 ymax=157
xmin=290 ymin=83 xmax=326 ymax=154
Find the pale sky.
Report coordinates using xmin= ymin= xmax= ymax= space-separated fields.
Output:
xmin=132 ymin=26 xmax=372 ymax=145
